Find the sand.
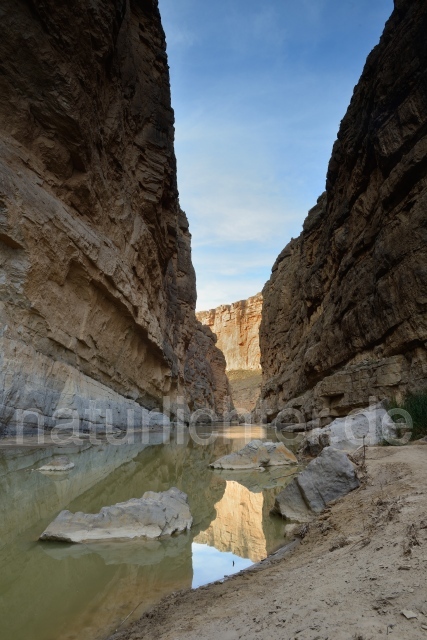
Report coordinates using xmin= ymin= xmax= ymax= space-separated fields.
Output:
xmin=110 ymin=444 xmax=427 ymax=640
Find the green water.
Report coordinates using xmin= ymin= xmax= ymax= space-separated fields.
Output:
xmin=0 ymin=426 xmax=298 ymax=640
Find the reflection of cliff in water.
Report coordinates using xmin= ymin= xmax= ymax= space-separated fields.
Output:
xmin=195 ymin=480 xmax=266 ymax=562
xmin=0 ymin=428 xmax=289 ymax=640
xmin=195 ymin=475 xmax=289 ymax=563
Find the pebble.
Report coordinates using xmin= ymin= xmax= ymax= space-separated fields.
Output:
xmin=401 ymin=610 xmax=418 ymax=619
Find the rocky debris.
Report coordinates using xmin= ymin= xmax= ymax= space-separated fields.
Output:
xmin=272 ymin=447 xmax=359 ymax=521
xmin=210 ymin=439 xmax=297 ymax=470
xmin=37 ymin=456 xmax=75 ymax=472
xmin=0 ymin=0 xmax=229 ymax=436
xmin=258 ymin=0 xmax=427 ymax=424
xmin=197 ymin=293 xmax=263 ymax=372
xmin=39 ymin=488 xmax=192 ymax=543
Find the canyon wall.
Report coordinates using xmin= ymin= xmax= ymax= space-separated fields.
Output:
xmin=197 ymin=293 xmax=262 ymax=371
xmin=258 ymin=0 xmax=427 ymax=425
xmin=0 ymin=0 xmax=229 ymax=434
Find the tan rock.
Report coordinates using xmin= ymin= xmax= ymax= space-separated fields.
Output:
xmin=258 ymin=1 xmax=427 ymax=423
xmin=197 ymin=293 xmax=263 ymax=371
xmin=0 ymin=0 xmax=229 ymax=434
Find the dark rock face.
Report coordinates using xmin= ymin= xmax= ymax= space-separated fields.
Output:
xmin=0 ymin=0 xmax=228 ymax=433
xmin=258 ymin=0 xmax=427 ymax=424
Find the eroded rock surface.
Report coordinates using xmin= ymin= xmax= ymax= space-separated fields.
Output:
xmin=258 ymin=0 xmax=427 ymax=424
xmin=197 ymin=294 xmax=262 ymax=371
xmin=40 ymin=487 xmax=192 ymax=542
xmin=210 ymin=439 xmax=297 ymax=470
xmin=0 ymin=0 xmax=228 ymax=435
xmin=272 ymin=447 xmax=359 ymax=521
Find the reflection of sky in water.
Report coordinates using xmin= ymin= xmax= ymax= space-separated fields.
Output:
xmin=191 ymin=543 xmax=253 ymax=589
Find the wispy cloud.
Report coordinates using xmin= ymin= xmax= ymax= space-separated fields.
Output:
xmin=158 ymin=0 xmax=394 ymax=310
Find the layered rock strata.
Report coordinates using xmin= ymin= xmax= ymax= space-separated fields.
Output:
xmin=197 ymin=293 xmax=262 ymax=371
xmin=258 ymin=0 xmax=427 ymax=424
xmin=0 ymin=0 xmax=228 ymax=434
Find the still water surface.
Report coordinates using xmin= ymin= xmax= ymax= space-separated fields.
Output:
xmin=0 ymin=425 xmax=299 ymax=640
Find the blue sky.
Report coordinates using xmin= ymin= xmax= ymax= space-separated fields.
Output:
xmin=158 ymin=0 xmax=394 ymax=310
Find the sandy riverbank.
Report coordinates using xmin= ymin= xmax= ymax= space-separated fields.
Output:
xmin=110 ymin=444 xmax=427 ymax=640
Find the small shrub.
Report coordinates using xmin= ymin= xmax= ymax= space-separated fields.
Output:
xmin=389 ymin=392 xmax=427 ymax=440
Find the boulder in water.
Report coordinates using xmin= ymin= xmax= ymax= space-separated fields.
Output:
xmin=210 ymin=439 xmax=297 ymax=470
xmin=39 ymin=487 xmax=193 ymax=543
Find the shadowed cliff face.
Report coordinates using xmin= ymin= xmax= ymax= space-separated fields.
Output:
xmin=259 ymin=0 xmax=427 ymax=424
xmin=0 ymin=0 xmax=228 ymax=432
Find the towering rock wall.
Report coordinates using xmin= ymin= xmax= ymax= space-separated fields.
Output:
xmin=0 ymin=0 xmax=228 ymax=433
xmin=197 ymin=293 xmax=262 ymax=371
xmin=258 ymin=0 xmax=427 ymax=425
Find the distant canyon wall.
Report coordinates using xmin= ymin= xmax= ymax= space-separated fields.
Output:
xmin=0 ymin=0 xmax=228 ymax=434
xmin=197 ymin=293 xmax=262 ymax=371
xmin=258 ymin=0 xmax=427 ymax=424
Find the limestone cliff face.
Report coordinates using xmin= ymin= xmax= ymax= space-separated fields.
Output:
xmin=0 ymin=0 xmax=228 ymax=433
xmin=197 ymin=293 xmax=262 ymax=371
xmin=259 ymin=0 xmax=427 ymax=424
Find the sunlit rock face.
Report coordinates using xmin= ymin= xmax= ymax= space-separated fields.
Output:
xmin=195 ymin=481 xmax=267 ymax=562
xmin=0 ymin=0 xmax=229 ymax=434
xmin=197 ymin=293 xmax=263 ymax=371
xmin=258 ymin=0 xmax=427 ymax=424
xmin=197 ymin=294 xmax=262 ymax=412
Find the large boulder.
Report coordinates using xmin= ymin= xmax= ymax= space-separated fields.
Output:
xmin=272 ymin=447 xmax=359 ymax=521
xmin=39 ymin=488 xmax=192 ymax=543
xmin=328 ymin=405 xmax=399 ymax=450
xmin=210 ymin=440 xmax=297 ymax=470
xmin=299 ymin=404 xmax=399 ymax=455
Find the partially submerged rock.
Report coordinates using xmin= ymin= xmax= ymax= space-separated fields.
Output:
xmin=272 ymin=447 xmax=359 ymax=521
xmin=264 ymin=441 xmax=298 ymax=466
xmin=210 ymin=439 xmax=297 ymax=470
xmin=37 ymin=456 xmax=75 ymax=473
xmin=39 ymin=488 xmax=192 ymax=543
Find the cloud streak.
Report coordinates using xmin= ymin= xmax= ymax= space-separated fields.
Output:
xmin=158 ymin=0 xmax=394 ymax=310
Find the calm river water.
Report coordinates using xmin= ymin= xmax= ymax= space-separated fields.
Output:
xmin=0 ymin=425 xmax=299 ymax=640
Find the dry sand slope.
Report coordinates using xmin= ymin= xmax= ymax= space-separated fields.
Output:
xmin=111 ymin=444 xmax=427 ymax=640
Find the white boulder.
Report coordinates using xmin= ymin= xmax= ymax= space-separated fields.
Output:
xmin=39 ymin=487 xmax=192 ymax=543
xmin=210 ymin=439 xmax=297 ymax=470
